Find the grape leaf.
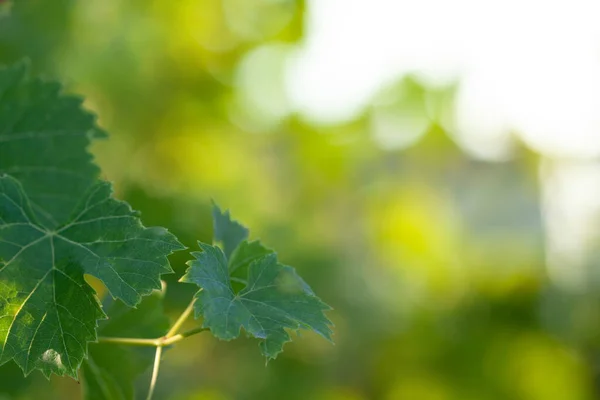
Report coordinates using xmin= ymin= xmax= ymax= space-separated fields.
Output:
xmin=0 ymin=175 xmax=184 ymax=378
xmin=229 ymin=240 xmax=274 ymax=292
xmin=212 ymin=204 xmax=248 ymax=258
xmin=0 ymin=62 xmax=106 ymax=228
xmin=82 ymin=289 xmax=169 ymax=400
xmin=229 ymin=240 xmax=273 ymax=277
xmin=180 ymin=242 xmax=333 ymax=360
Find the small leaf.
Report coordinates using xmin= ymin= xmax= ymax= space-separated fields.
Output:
xmin=212 ymin=204 xmax=248 ymax=258
xmin=82 ymin=290 xmax=169 ymax=400
xmin=0 ymin=175 xmax=184 ymax=378
xmin=181 ymin=242 xmax=333 ymax=360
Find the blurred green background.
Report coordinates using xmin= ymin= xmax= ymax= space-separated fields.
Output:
xmin=1 ymin=1 xmax=600 ymax=399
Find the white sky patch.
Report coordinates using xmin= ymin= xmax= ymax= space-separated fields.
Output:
xmin=541 ymin=160 xmax=600 ymax=291
xmin=286 ymin=0 xmax=600 ymax=159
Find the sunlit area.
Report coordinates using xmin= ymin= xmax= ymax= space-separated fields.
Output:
xmin=2 ymin=0 xmax=600 ymax=399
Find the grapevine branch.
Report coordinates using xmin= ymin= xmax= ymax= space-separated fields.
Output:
xmin=97 ymin=297 xmax=203 ymax=347
xmin=96 ymin=326 xmax=208 ymax=347
xmin=97 ymin=297 xmax=204 ymax=400
xmin=166 ymin=297 xmax=197 ymax=337
xmin=146 ymin=346 xmax=162 ymax=400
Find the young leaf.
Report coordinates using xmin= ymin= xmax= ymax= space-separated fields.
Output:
xmin=0 ymin=176 xmax=184 ymax=378
xmin=212 ymin=204 xmax=248 ymax=258
xmin=82 ymin=290 xmax=169 ymax=400
xmin=0 ymin=62 xmax=106 ymax=228
xmin=180 ymin=242 xmax=333 ymax=360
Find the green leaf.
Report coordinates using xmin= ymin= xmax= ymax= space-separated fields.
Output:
xmin=228 ymin=240 xmax=274 ymax=292
xmin=229 ymin=240 xmax=273 ymax=276
xmin=212 ymin=204 xmax=248 ymax=258
xmin=0 ymin=175 xmax=184 ymax=378
xmin=180 ymin=242 xmax=333 ymax=360
xmin=0 ymin=62 xmax=106 ymax=228
xmin=82 ymin=289 xmax=169 ymax=400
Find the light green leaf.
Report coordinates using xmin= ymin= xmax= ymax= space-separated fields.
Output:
xmin=180 ymin=242 xmax=333 ymax=360
xmin=212 ymin=204 xmax=248 ymax=258
xmin=0 ymin=62 xmax=106 ymax=228
xmin=0 ymin=175 xmax=184 ymax=378
xmin=82 ymin=289 xmax=169 ymax=400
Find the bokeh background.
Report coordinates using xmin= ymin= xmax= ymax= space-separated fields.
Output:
xmin=2 ymin=0 xmax=600 ymax=399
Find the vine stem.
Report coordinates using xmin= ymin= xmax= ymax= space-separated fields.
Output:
xmin=96 ymin=336 xmax=159 ymax=346
xmin=146 ymin=345 xmax=162 ymax=400
xmin=98 ymin=294 xmax=205 ymax=400
xmin=97 ymin=293 xmax=204 ymax=347
xmin=96 ymin=327 xmax=208 ymax=347
xmin=161 ymin=327 xmax=209 ymax=346
xmin=166 ymin=297 xmax=197 ymax=338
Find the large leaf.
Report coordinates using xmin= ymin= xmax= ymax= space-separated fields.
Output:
xmin=181 ymin=242 xmax=333 ymax=360
xmin=0 ymin=62 xmax=106 ymax=228
xmin=82 ymin=289 xmax=170 ymax=400
xmin=0 ymin=175 xmax=184 ymax=378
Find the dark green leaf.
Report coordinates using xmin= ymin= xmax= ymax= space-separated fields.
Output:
xmin=0 ymin=175 xmax=183 ymax=378
xmin=181 ymin=242 xmax=333 ymax=360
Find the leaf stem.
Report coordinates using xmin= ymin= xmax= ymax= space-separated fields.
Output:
xmin=96 ymin=326 xmax=208 ymax=348
xmin=166 ymin=297 xmax=197 ymax=338
xmin=161 ymin=327 xmax=209 ymax=346
xmin=146 ymin=345 xmax=163 ymax=400
xmin=99 ymin=295 xmax=207 ymax=400
xmin=97 ymin=336 xmax=159 ymax=347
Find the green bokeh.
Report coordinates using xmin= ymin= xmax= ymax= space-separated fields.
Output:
xmin=1 ymin=1 xmax=599 ymax=399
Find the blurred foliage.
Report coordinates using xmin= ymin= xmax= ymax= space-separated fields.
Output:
xmin=1 ymin=0 xmax=599 ymax=399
